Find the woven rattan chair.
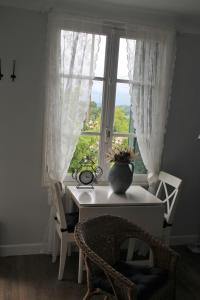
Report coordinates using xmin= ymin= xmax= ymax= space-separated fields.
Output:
xmin=74 ymin=215 xmax=179 ymax=300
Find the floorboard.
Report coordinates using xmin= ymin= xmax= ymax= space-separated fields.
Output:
xmin=0 ymin=246 xmax=199 ymax=299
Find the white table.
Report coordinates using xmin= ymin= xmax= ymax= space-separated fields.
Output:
xmin=67 ymin=185 xmax=164 ymax=284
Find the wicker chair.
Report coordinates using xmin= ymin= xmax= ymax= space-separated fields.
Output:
xmin=74 ymin=215 xmax=179 ymax=300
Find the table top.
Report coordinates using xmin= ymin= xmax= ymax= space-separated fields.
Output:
xmin=67 ymin=185 xmax=162 ymax=207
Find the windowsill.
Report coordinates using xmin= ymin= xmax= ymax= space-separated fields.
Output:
xmin=64 ymin=174 xmax=148 ymax=187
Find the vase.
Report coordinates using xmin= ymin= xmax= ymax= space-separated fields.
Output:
xmin=108 ymin=162 xmax=134 ymax=194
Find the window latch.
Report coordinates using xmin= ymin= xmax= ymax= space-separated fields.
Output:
xmin=105 ymin=128 xmax=111 ymax=143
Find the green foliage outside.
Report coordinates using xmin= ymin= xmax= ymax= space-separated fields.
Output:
xmin=113 ymin=107 xmax=129 ymax=132
xmin=68 ymin=101 xmax=146 ymax=174
xmin=69 ymin=135 xmax=99 ymax=172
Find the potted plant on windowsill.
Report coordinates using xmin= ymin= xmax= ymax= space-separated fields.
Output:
xmin=107 ymin=148 xmax=138 ymax=194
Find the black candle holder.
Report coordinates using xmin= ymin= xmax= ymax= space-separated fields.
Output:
xmin=11 ymin=59 xmax=16 ymax=81
xmin=0 ymin=59 xmax=3 ymax=80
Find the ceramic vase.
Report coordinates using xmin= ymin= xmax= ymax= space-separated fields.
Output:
xmin=108 ymin=162 xmax=134 ymax=194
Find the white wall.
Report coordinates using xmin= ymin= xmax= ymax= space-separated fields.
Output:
xmin=162 ymin=33 xmax=200 ymax=242
xmin=0 ymin=6 xmax=49 ymax=254
xmin=0 ymin=4 xmax=200 ymax=255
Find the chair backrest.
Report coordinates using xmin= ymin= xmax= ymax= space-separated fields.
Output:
xmin=54 ymin=182 xmax=67 ymax=230
xmin=75 ymin=215 xmax=161 ymax=267
xmin=156 ymin=171 xmax=182 ymax=224
xmin=75 ymin=215 xmax=179 ymax=300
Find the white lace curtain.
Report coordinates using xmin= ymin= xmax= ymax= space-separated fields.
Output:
xmin=126 ymin=30 xmax=175 ymax=188
xmin=43 ymin=15 xmax=101 ymax=185
xmin=42 ymin=13 xmax=100 ymax=252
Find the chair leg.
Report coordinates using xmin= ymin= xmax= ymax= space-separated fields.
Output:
xmin=78 ymin=250 xmax=84 ymax=284
xmin=149 ymin=249 xmax=153 ymax=267
xmin=67 ymin=243 xmax=72 ymax=256
xmin=58 ymin=237 xmax=68 ymax=280
xmin=126 ymin=238 xmax=136 ymax=261
xmin=52 ymin=228 xmax=59 ymax=263
xmin=163 ymin=227 xmax=171 ymax=246
xmin=83 ymin=289 xmax=103 ymax=300
xmin=83 ymin=291 xmax=93 ymax=300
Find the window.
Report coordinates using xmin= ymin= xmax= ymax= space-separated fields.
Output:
xmin=67 ymin=29 xmax=146 ymax=180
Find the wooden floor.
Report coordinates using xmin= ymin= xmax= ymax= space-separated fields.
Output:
xmin=175 ymin=246 xmax=200 ymax=300
xmin=0 ymin=246 xmax=200 ymax=300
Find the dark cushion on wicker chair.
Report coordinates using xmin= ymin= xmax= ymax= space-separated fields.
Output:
xmin=93 ymin=262 xmax=168 ymax=300
xmin=65 ymin=212 xmax=79 ymax=232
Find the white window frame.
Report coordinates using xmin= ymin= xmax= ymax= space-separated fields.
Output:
xmin=64 ymin=27 xmax=147 ymax=186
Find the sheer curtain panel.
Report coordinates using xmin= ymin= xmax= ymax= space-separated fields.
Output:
xmin=43 ymin=13 xmax=101 ymax=252
xmin=126 ymin=29 xmax=175 ymax=189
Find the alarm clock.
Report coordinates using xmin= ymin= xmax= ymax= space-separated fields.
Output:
xmin=72 ymin=156 xmax=103 ymax=189
xmin=79 ymin=170 xmax=94 ymax=185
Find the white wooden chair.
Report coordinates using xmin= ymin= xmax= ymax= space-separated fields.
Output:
xmin=52 ymin=182 xmax=79 ymax=280
xmin=126 ymin=171 xmax=182 ymax=261
xmin=156 ymin=171 xmax=182 ymax=245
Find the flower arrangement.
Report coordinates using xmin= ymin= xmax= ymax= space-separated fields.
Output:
xmin=106 ymin=147 xmax=138 ymax=163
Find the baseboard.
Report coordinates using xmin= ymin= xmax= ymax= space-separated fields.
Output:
xmin=0 ymin=235 xmax=199 ymax=256
xmin=0 ymin=243 xmax=46 ymax=257
xmin=170 ymin=234 xmax=199 ymax=246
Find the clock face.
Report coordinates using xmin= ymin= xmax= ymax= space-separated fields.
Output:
xmin=79 ymin=170 xmax=94 ymax=185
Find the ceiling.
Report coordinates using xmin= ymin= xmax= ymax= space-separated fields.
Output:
xmin=0 ymin=0 xmax=200 ymax=17
xmin=102 ymin=0 xmax=200 ymax=16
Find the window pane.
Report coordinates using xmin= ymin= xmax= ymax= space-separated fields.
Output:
xmin=82 ymin=81 xmax=103 ymax=132
xmin=117 ymin=38 xmax=136 ymax=80
xmin=117 ymin=38 xmax=128 ymax=80
xmin=61 ymin=31 xmax=106 ymax=77
xmin=113 ymin=83 xmax=132 ymax=133
xmin=95 ymin=35 xmax=106 ymax=77
xmin=68 ymin=136 xmax=100 ymax=173
xmin=112 ymin=136 xmax=146 ymax=174
xmin=132 ymin=138 xmax=147 ymax=174
xmin=112 ymin=136 xmax=129 ymax=149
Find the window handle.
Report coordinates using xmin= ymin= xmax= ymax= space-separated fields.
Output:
xmin=105 ymin=128 xmax=111 ymax=143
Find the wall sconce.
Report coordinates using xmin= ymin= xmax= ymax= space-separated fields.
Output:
xmin=0 ymin=59 xmax=3 ymax=80
xmin=10 ymin=59 xmax=16 ymax=81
